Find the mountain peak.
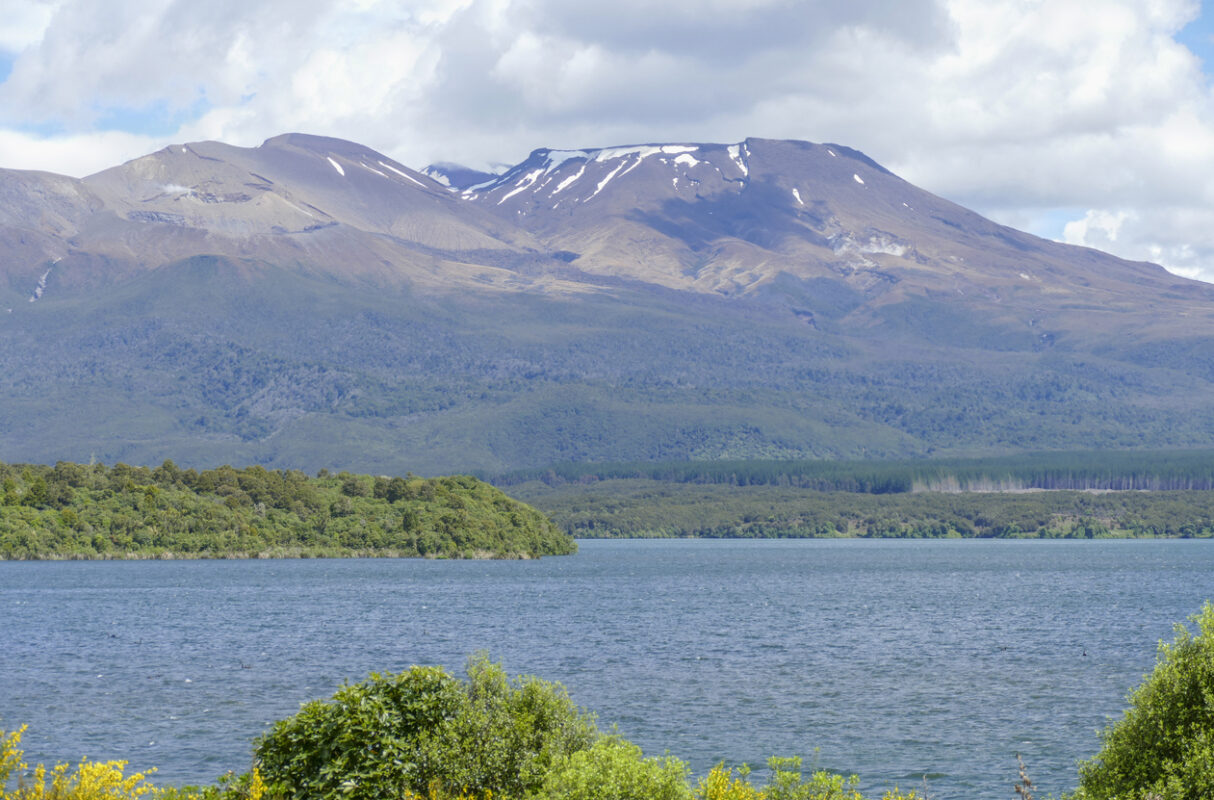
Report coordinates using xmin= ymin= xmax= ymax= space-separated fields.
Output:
xmin=4 ymin=131 xmax=1214 ymax=472
xmin=423 ymin=161 xmax=502 ymax=190
xmin=259 ymin=132 xmax=376 ymax=155
xmin=2 ymin=131 xmax=1206 ymax=308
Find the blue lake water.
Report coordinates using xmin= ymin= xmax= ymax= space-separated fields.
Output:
xmin=2 ymin=539 xmax=1212 ymax=799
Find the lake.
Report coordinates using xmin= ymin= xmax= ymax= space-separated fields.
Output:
xmin=2 ymin=539 xmax=1212 ymax=799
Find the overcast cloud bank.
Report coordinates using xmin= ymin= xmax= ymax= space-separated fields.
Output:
xmin=1 ymin=0 xmax=1212 ymax=281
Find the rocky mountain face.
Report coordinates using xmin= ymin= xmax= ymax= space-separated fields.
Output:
xmin=2 ymin=133 xmax=1213 ymax=474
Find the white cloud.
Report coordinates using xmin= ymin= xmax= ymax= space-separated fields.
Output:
xmin=1 ymin=0 xmax=1213 ymax=281
xmin=0 ymin=1 xmax=58 ymax=54
xmin=0 ymin=128 xmax=161 ymax=177
xmin=1064 ymin=210 xmax=1134 ymax=248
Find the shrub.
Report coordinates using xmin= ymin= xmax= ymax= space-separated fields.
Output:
xmin=762 ymin=756 xmax=864 ymax=800
xmin=1075 ymin=602 xmax=1214 ymax=800
xmin=696 ymin=764 xmax=762 ymax=800
xmin=539 ymin=738 xmax=691 ymax=800
xmin=0 ymin=725 xmax=168 ymax=800
xmin=253 ymin=656 xmax=597 ymax=800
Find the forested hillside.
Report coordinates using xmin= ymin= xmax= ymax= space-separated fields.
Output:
xmin=5 ymin=135 xmax=1214 ymax=473
xmin=492 ymin=450 xmax=1214 ymax=493
xmin=501 ymin=451 xmax=1214 ymax=539
xmin=0 ymin=461 xmax=575 ymax=559
xmin=515 ymin=480 xmax=1214 ymax=539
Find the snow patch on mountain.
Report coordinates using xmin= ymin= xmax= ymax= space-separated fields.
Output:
xmin=482 ymin=143 xmax=756 ymax=204
xmin=593 ymin=144 xmax=697 ymax=163
xmin=727 ymin=144 xmax=748 ymax=176
xmin=377 ymin=161 xmax=425 ymax=187
xmin=499 ymin=169 xmax=544 ymax=204
xmin=327 ymin=157 xmax=345 ymax=177
xmin=542 ymin=150 xmax=590 ymax=173
xmin=853 ymin=174 xmax=865 ymax=185
xmin=589 ymin=161 xmax=629 ymax=200
xmin=360 ymin=162 xmax=389 ymax=179
xmin=553 ymin=165 xmax=587 ymax=194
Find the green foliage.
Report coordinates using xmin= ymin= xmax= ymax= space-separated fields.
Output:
xmin=494 ymin=450 xmax=1214 ymax=495
xmin=539 ymin=738 xmax=691 ymax=800
xmin=9 ymin=260 xmax=1214 ymax=476
xmin=0 ymin=461 xmax=574 ymax=560
xmin=253 ymin=656 xmax=598 ymax=800
xmin=695 ymin=764 xmax=762 ymax=800
xmin=513 ymin=478 xmax=1214 ymax=539
xmin=1074 ymin=603 xmax=1214 ymax=800
xmin=762 ymin=757 xmax=864 ymax=800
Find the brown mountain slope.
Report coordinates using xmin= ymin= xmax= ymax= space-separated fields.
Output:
xmin=463 ymin=137 xmax=1214 ymax=346
xmin=2 ymin=133 xmax=596 ymax=302
xmin=2 ymin=134 xmax=1214 ymax=473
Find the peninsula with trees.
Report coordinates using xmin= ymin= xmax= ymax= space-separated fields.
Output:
xmin=0 ymin=460 xmax=575 ymax=560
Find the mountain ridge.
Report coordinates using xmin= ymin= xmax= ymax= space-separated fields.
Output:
xmin=2 ymin=132 xmax=1213 ymax=473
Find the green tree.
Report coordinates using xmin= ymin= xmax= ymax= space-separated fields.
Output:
xmin=540 ymin=737 xmax=692 ymax=800
xmin=1075 ymin=602 xmax=1214 ymax=800
xmin=253 ymin=656 xmax=597 ymax=800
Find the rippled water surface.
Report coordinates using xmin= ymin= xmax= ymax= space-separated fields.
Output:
xmin=3 ymin=539 xmax=1213 ymax=799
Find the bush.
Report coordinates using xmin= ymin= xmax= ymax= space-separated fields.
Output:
xmin=693 ymin=759 xmax=922 ymax=800
xmin=253 ymin=656 xmax=597 ymax=800
xmin=1075 ymin=602 xmax=1214 ymax=800
xmin=696 ymin=764 xmax=762 ymax=800
xmin=539 ymin=738 xmax=691 ymax=800
xmin=0 ymin=724 xmax=170 ymax=800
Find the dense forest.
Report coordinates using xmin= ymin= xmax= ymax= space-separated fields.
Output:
xmin=11 ymin=258 xmax=1214 ymax=477
xmin=513 ymin=479 xmax=1214 ymax=539
xmin=494 ymin=451 xmax=1214 ymax=539
xmin=6 ymin=450 xmax=1214 ymax=555
xmin=490 ymin=449 xmax=1214 ymax=493
xmin=0 ymin=461 xmax=575 ymax=559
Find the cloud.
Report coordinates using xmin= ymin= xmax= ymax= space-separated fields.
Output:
xmin=1 ymin=0 xmax=1213 ymax=281
xmin=0 ymin=127 xmax=160 ymax=177
xmin=0 ymin=0 xmax=57 ymax=54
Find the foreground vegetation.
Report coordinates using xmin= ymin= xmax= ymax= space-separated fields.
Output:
xmin=5 ymin=604 xmax=1214 ymax=800
xmin=0 ymin=461 xmax=575 ymax=560
xmin=512 ymin=480 xmax=1214 ymax=539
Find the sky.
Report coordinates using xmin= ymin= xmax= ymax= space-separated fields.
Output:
xmin=1 ymin=0 xmax=1213 ymax=282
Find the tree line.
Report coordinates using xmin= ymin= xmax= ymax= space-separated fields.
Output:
xmin=0 ymin=460 xmax=575 ymax=559
xmin=513 ymin=479 xmax=1214 ymax=539
xmin=490 ymin=449 xmax=1214 ymax=494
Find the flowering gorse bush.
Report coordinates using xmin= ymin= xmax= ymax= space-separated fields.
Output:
xmin=1 ymin=726 xmax=158 ymax=800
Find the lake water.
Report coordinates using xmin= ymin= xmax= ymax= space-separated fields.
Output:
xmin=2 ymin=539 xmax=1212 ymax=799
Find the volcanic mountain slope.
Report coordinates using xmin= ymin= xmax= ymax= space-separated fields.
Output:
xmin=0 ymin=133 xmax=590 ymax=302
xmin=2 ymin=133 xmax=1214 ymax=474
xmin=463 ymin=138 xmax=1212 ymax=344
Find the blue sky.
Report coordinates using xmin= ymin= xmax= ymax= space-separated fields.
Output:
xmin=1178 ymin=7 xmax=1214 ymax=70
xmin=2 ymin=0 xmax=1213 ymax=282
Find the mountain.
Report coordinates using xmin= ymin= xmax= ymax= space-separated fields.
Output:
xmin=2 ymin=133 xmax=1214 ymax=474
xmin=423 ymin=162 xmax=502 ymax=190
xmin=462 ymin=138 xmax=1209 ymax=342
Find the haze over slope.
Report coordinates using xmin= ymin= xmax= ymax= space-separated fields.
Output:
xmin=2 ymin=133 xmax=1212 ymax=474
